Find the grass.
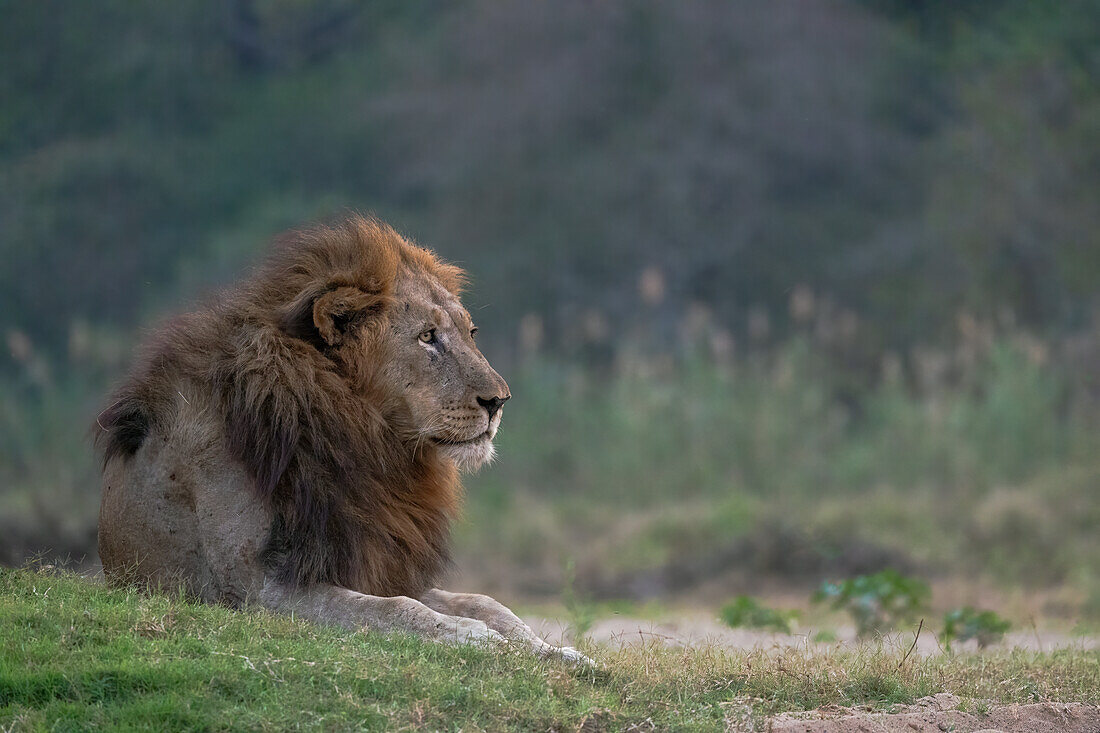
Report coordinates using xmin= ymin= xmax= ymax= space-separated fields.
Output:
xmin=2 ymin=568 xmax=1099 ymax=731
xmin=458 ymin=339 xmax=1100 ymax=601
xmin=4 ymin=334 xmax=1100 ymax=608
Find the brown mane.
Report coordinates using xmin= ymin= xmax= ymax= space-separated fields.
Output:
xmin=97 ymin=215 xmax=467 ymax=596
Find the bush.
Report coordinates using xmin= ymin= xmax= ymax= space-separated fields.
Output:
xmin=720 ymin=596 xmax=799 ymax=634
xmin=813 ymin=570 xmax=929 ymax=638
xmin=941 ymin=607 xmax=1011 ymax=650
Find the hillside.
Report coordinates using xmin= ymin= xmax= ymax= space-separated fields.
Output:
xmin=2 ymin=568 xmax=1099 ymax=730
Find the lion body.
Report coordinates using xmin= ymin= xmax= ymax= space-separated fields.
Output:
xmin=97 ymin=218 xmax=471 ymax=602
xmin=95 ymin=216 xmax=592 ymax=663
xmin=99 ymin=383 xmax=271 ymax=604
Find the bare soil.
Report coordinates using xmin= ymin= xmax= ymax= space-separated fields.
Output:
xmin=765 ymin=694 xmax=1100 ymax=733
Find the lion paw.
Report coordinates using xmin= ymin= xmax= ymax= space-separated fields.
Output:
xmin=543 ymin=644 xmax=597 ymax=667
xmin=433 ymin=616 xmax=504 ymax=646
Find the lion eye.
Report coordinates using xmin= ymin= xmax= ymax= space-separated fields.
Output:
xmin=470 ymin=327 xmax=478 ymax=338
xmin=418 ymin=329 xmax=436 ymax=344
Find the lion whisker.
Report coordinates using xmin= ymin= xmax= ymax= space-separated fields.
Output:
xmin=412 ymin=415 xmax=446 ymax=455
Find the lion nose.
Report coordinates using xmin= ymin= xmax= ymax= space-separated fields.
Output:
xmin=476 ymin=394 xmax=509 ymax=420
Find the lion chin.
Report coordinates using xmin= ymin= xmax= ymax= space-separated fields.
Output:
xmin=433 ymin=432 xmax=497 ymax=473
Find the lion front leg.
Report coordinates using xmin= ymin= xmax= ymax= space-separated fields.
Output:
xmin=420 ymin=589 xmax=595 ymax=666
xmin=259 ymin=579 xmax=503 ymax=647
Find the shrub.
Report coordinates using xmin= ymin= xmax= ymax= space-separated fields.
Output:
xmin=720 ymin=596 xmax=799 ymax=634
xmin=941 ymin=607 xmax=1011 ymax=650
xmin=813 ymin=570 xmax=929 ymax=637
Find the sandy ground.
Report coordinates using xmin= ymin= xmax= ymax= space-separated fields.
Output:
xmin=529 ymin=616 xmax=1100 ymax=732
xmin=525 ymin=613 xmax=1099 ymax=657
xmin=763 ymin=694 xmax=1100 ymax=733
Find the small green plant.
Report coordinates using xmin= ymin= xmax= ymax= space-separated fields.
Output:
xmin=812 ymin=629 xmax=838 ymax=643
xmin=813 ymin=570 xmax=929 ymax=637
xmin=941 ymin=607 xmax=1011 ymax=650
xmin=562 ymin=558 xmax=596 ymax=640
xmin=720 ymin=595 xmax=799 ymax=633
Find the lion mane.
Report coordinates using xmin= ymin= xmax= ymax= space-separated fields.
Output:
xmin=97 ymin=217 xmax=470 ymax=598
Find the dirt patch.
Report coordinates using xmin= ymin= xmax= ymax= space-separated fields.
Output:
xmin=765 ymin=693 xmax=1100 ymax=733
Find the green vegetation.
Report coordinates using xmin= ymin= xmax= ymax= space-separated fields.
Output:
xmin=560 ymin=559 xmax=597 ymax=641
xmin=3 ymin=2 xmax=1100 ymax=355
xmin=813 ymin=571 xmax=930 ymax=638
xmin=5 ymin=330 xmax=1100 ymax=613
xmin=454 ymin=335 xmax=1100 ymax=603
xmin=3 ymin=569 xmax=1099 ymax=731
xmin=4 ymin=2 xmax=1099 ymax=723
xmin=942 ymin=608 xmax=1013 ymax=651
xmin=3 ymin=2 xmax=1099 ymax=610
xmin=720 ymin=596 xmax=799 ymax=634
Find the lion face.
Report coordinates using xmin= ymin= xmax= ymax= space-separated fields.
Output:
xmin=380 ymin=267 xmax=510 ymax=472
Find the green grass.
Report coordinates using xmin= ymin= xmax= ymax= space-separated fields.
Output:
xmin=4 ymin=336 xmax=1100 ymax=606
xmin=459 ymin=339 xmax=1100 ymax=599
xmin=2 ymin=569 xmax=1099 ymax=731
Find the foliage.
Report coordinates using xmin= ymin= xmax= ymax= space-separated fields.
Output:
xmin=455 ymin=334 xmax=1100 ymax=596
xmin=720 ymin=596 xmax=799 ymax=634
xmin=813 ymin=570 xmax=930 ymax=638
xmin=6 ymin=333 xmax=1100 ymax=599
xmin=2 ymin=568 xmax=1099 ymax=731
xmin=4 ymin=1 xmax=1100 ymax=610
xmin=942 ymin=607 xmax=1012 ymax=650
xmin=562 ymin=558 xmax=596 ymax=640
xmin=2 ymin=2 xmax=1100 ymax=359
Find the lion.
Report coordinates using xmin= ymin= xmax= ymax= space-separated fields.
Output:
xmin=96 ymin=215 xmax=587 ymax=663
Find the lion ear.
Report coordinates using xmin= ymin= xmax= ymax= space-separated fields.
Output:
xmin=282 ymin=285 xmax=386 ymax=347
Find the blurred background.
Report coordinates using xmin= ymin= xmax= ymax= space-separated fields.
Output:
xmin=2 ymin=1 xmax=1099 ymax=624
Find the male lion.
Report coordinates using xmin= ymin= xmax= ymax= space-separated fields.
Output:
xmin=97 ymin=215 xmax=585 ymax=663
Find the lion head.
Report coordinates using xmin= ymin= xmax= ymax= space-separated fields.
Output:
xmin=272 ymin=216 xmax=509 ymax=473
xmin=383 ymin=263 xmax=510 ymax=471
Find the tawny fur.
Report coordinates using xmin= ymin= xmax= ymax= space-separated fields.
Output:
xmin=97 ymin=217 xmax=473 ymax=598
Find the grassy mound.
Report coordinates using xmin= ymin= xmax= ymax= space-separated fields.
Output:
xmin=1 ymin=568 xmax=1097 ymax=731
